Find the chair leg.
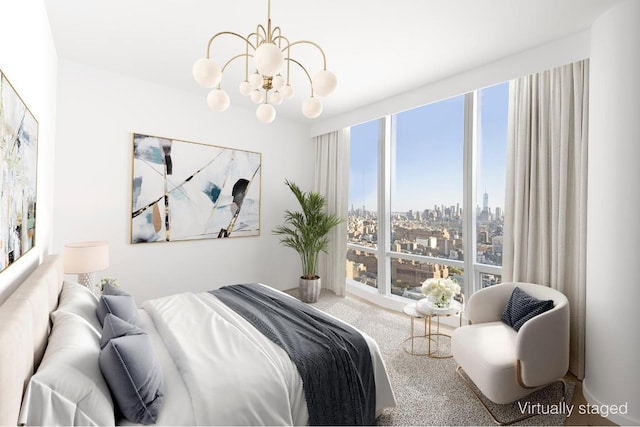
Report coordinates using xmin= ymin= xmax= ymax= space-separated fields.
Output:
xmin=455 ymin=366 xmax=568 ymax=426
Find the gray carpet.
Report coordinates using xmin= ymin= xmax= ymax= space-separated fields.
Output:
xmin=288 ymin=289 xmax=574 ymax=426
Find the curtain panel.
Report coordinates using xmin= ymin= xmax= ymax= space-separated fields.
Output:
xmin=314 ymin=129 xmax=350 ymax=296
xmin=503 ymin=60 xmax=589 ymax=378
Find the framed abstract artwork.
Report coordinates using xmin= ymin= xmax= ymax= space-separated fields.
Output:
xmin=0 ymin=69 xmax=38 ymax=272
xmin=131 ymin=133 xmax=261 ymax=243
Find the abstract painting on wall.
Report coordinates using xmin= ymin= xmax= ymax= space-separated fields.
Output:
xmin=131 ymin=133 xmax=261 ymax=243
xmin=0 ymin=69 xmax=38 ymax=271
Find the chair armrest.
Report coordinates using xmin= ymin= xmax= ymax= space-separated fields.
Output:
xmin=465 ymin=284 xmax=514 ymax=324
xmin=516 ymin=301 xmax=570 ymax=387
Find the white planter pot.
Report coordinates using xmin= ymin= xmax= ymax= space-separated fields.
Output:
xmin=299 ymin=276 xmax=321 ymax=303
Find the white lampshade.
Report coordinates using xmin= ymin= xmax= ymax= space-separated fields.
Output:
xmin=256 ymin=103 xmax=276 ymax=123
xmin=254 ymin=43 xmax=284 ymax=77
xmin=250 ymin=90 xmax=264 ymax=104
xmin=239 ymin=80 xmax=252 ymax=96
xmin=207 ymin=89 xmax=230 ymax=112
xmin=280 ymin=84 xmax=294 ymax=99
xmin=63 ymin=241 xmax=109 ymax=274
xmin=249 ymin=72 xmax=263 ymax=90
xmin=302 ymin=96 xmax=322 ymax=118
xmin=272 ymin=74 xmax=285 ymax=91
xmin=192 ymin=58 xmax=222 ymax=88
xmin=270 ymin=91 xmax=283 ymax=106
xmin=312 ymin=69 xmax=337 ymax=97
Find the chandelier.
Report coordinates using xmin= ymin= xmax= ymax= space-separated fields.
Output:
xmin=192 ymin=0 xmax=337 ymax=123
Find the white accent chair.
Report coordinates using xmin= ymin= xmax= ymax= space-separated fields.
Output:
xmin=451 ymin=282 xmax=569 ymax=423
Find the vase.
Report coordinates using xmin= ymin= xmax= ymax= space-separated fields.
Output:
xmin=428 ymin=293 xmax=451 ymax=308
xmin=299 ymin=276 xmax=321 ymax=303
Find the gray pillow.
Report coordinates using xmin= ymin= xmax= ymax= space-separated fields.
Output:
xmin=99 ymin=318 xmax=164 ymax=424
xmin=501 ymin=287 xmax=554 ymax=331
xmin=96 ymin=294 xmax=141 ymax=327
xmin=102 ymin=282 xmax=128 ymax=296
xmin=100 ymin=313 xmax=145 ymax=348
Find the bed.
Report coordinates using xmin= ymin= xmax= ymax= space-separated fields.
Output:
xmin=0 ymin=255 xmax=396 ymax=425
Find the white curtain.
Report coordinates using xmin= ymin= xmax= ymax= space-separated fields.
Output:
xmin=314 ymin=129 xmax=350 ymax=296
xmin=503 ymin=60 xmax=589 ymax=379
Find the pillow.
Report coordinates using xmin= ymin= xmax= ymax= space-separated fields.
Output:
xmin=501 ymin=287 xmax=555 ymax=331
xmin=100 ymin=315 xmax=164 ymax=424
xmin=102 ymin=282 xmax=128 ymax=296
xmin=100 ymin=313 xmax=145 ymax=348
xmin=18 ymin=311 xmax=115 ymax=426
xmin=51 ymin=280 xmax=102 ymax=335
xmin=97 ymin=293 xmax=141 ymax=327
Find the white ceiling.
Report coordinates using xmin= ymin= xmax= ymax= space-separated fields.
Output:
xmin=45 ymin=0 xmax=623 ymax=124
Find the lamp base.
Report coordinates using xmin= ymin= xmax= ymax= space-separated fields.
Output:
xmin=77 ymin=272 xmax=99 ymax=296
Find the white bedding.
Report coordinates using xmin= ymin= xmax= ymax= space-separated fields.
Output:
xmin=135 ymin=288 xmax=396 ymax=426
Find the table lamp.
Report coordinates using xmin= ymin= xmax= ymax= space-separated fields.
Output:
xmin=63 ymin=241 xmax=109 ymax=292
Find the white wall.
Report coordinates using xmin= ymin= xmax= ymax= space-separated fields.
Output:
xmin=53 ymin=59 xmax=313 ymax=303
xmin=311 ymin=30 xmax=590 ymax=137
xmin=584 ymin=1 xmax=640 ymax=425
xmin=0 ymin=0 xmax=58 ymax=304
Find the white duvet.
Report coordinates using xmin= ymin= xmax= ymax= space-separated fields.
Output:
xmin=138 ymin=289 xmax=396 ymax=426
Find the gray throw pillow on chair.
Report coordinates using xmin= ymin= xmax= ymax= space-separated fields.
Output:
xmin=501 ymin=287 xmax=554 ymax=331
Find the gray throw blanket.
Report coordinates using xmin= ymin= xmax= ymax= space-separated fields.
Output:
xmin=210 ymin=284 xmax=376 ymax=426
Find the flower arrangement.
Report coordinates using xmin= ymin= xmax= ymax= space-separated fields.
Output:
xmin=100 ymin=277 xmax=118 ymax=291
xmin=421 ymin=277 xmax=461 ymax=308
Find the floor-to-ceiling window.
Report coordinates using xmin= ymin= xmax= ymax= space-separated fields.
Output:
xmin=390 ymin=95 xmax=465 ymax=299
xmin=347 ymin=119 xmax=380 ymax=288
xmin=347 ymin=82 xmax=508 ymax=304
xmin=475 ymin=82 xmax=508 ymax=288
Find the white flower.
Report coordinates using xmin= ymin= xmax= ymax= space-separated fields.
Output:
xmin=421 ymin=277 xmax=460 ymax=300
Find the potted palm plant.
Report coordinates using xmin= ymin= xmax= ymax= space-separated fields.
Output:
xmin=273 ymin=180 xmax=344 ymax=303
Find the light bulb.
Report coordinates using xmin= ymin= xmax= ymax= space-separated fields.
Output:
xmin=272 ymin=74 xmax=285 ymax=91
xmin=280 ymin=84 xmax=294 ymax=99
xmin=256 ymin=103 xmax=276 ymax=123
xmin=254 ymin=43 xmax=284 ymax=77
xmin=302 ymin=97 xmax=322 ymax=118
xmin=249 ymin=72 xmax=263 ymax=90
xmin=207 ymin=89 xmax=230 ymax=112
xmin=270 ymin=91 xmax=283 ymax=106
xmin=239 ymin=80 xmax=252 ymax=96
xmin=250 ymin=90 xmax=264 ymax=104
xmin=192 ymin=58 xmax=222 ymax=88
xmin=312 ymin=69 xmax=337 ymax=97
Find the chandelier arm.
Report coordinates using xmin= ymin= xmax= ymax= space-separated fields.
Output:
xmin=271 ymin=27 xmax=282 ymax=47
xmin=272 ymin=34 xmax=292 ymax=84
xmin=282 ymin=40 xmax=328 ymax=70
xmin=255 ymin=25 xmax=267 ymax=45
xmin=244 ymin=39 xmax=249 ymax=79
xmin=285 ymin=57 xmax=314 ymax=96
xmin=206 ymin=32 xmax=256 ymax=57
xmin=221 ymin=53 xmax=253 ymax=74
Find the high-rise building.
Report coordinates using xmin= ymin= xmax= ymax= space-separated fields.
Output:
xmin=482 ymin=191 xmax=489 ymax=213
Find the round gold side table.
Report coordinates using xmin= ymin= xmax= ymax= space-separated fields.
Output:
xmin=402 ymin=302 xmax=433 ymax=355
xmin=415 ymin=296 xmax=464 ymax=359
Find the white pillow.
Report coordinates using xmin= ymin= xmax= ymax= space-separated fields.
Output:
xmin=18 ymin=311 xmax=115 ymax=426
xmin=51 ymin=280 xmax=102 ymax=335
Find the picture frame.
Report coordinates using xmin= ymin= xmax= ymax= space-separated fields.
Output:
xmin=130 ymin=133 xmax=261 ymax=243
xmin=0 ymin=69 xmax=38 ymax=271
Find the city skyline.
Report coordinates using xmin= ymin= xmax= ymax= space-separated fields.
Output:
xmin=349 ymin=81 xmax=508 ymax=214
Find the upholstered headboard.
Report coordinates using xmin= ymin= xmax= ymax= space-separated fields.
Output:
xmin=0 ymin=255 xmax=64 ymax=425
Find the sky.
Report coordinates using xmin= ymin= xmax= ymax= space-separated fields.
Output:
xmin=349 ymin=82 xmax=508 ymax=214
